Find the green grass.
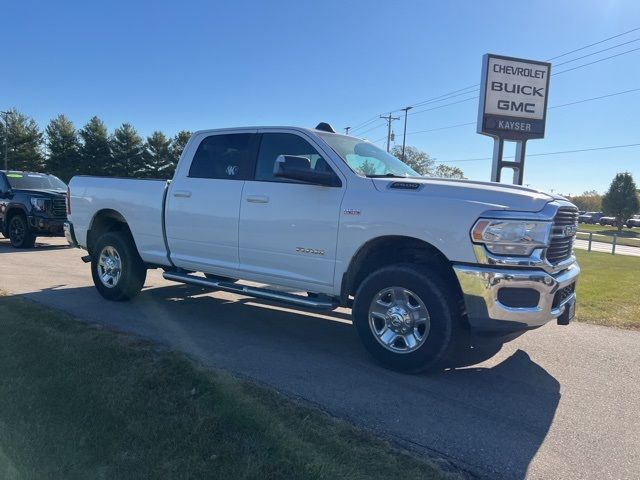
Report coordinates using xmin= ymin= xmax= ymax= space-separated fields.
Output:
xmin=577 ymin=224 xmax=640 ymax=248
xmin=575 ymin=250 xmax=640 ymax=329
xmin=0 ymin=294 xmax=453 ymax=480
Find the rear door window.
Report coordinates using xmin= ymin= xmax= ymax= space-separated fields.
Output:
xmin=188 ymin=134 xmax=254 ymax=180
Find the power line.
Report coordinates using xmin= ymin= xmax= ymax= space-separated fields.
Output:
xmin=408 ymin=95 xmax=478 ymax=116
xmin=405 ymin=46 xmax=640 ymax=121
xmin=553 ymin=37 xmax=640 ymax=67
xmin=402 ymin=87 xmax=640 ymax=138
xmin=358 ymin=45 xmax=640 ymax=126
xmin=546 ymin=26 xmax=640 ymax=61
xmin=348 ymin=26 xmax=640 ymax=131
xmin=548 ymin=87 xmax=640 ymax=109
xmin=439 ymin=142 xmax=640 ymax=163
xmin=554 ymin=46 xmax=640 ymax=75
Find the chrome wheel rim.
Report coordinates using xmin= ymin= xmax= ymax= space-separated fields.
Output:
xmin=368 ymin=287 xmax=430 ymax=353
xmin=97 ymin=246 xmax=122 ymax=288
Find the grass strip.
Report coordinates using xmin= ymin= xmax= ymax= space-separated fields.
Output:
xmin=575 ymin=250 xmax=640 ymax=329
xmin=0 ymin=294 xmax=454 ymax=480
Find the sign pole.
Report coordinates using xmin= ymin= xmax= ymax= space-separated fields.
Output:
xmin=512 ymin=140 xmax=527 ymax=185
xmin=490 ymin=137 xmax=504 ymax=183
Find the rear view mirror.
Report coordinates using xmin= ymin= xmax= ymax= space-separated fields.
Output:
xmin=273 ymin=155 xmax=341 ymax=187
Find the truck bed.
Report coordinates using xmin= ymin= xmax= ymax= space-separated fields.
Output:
xmin=68 ymin=176 xmax=170 ymax=266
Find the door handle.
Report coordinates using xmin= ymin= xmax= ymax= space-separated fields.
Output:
xmin=246 ymin=195 xmax=269 ymax=204
xmin=173 ymin=190 xmax=192 ymax=198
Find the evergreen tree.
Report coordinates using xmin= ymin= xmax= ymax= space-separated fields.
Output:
xmin=0 ymin=109 xmax=44 ymax=172
xmin=79 ymin=116 xmax=111 ymax=176
xmin=45 ymin=114 xmax=81 ymax=182
xmin=142 ymin=131 xmax=173 ymax=178
xmin=109 ymin=123 xmax=145 ymax=177
xmin=602 ymin=172 xmax=639 ymax=231
xmin=170 ymin=130 xmax=192 ymax=166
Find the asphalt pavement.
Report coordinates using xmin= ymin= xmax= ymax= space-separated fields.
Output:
xmin=1 ymin=237 xmax=639 ymax=480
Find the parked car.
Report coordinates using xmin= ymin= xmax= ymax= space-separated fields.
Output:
xmin=0 ymin=170 xmax=68 ymax=248
xmin=65 ymin=125 xmax=580 ymax=372
xmin=626 ymin=214 xmax=640 ymax=228
xmin=578 ymin=211 xmax=603 ymax=224
xmin=599 ymin=216 xmax=618 ymax=226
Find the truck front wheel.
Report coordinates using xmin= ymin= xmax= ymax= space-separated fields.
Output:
xmin=8 ymin=214 xmax=36 ymax=249
xmin=352 ymin=265 xmax=461 ymax=373
xmin=91 ymin=231 xmax=146 ymax=301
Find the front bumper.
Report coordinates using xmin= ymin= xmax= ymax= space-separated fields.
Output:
xmin=453 ymin=262 xmax=580 ymax=332
xmin=28 ymin=215 xmax=66 ymax=236
xmin=64 ymin=221 xmax=78 ymax=248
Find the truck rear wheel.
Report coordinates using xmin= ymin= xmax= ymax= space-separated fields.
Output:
xmin=91 ymin=231 xmax=146 ymax=301
xmin=352 ymin=264 xmax=461 ymax=373
xmin=8 ymin=214 xmax=36 ymax=249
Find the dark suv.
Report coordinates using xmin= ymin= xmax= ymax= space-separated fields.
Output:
xmin=0 ymin=170 xmax=68 ymax=248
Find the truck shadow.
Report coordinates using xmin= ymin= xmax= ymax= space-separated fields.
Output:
xmin=13 ymin=282 xmax=559 ymax=479
xmin=0 ymin=238 xmax=70 ymax=253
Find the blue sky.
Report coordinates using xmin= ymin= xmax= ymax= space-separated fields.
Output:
xmin=3 ymin=0 xmax=639 ymax=194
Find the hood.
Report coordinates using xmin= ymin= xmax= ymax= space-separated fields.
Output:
xmin=371 ymin=177 xmax=556 ymax=213
xmin=14 ymin=188 xmax=66 ymax=197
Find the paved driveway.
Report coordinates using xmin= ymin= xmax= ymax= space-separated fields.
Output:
xmin=1 ymin=237 xmax=638 ymax=479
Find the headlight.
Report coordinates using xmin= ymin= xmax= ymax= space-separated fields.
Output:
xmin=30 ymin=197 xmax=49 ymax=212
xmin=471 ymin=219 xmax=552 ymax=256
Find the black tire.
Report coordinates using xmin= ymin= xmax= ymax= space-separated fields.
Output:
xmin=91 ymin=231 xmax=146 ymax=301
xmin=8 ymin=214 xmax=36 ymax=249
xmin=352 ymin=264 xmax=463 ymax=373
xmin=204 ymin=273 xmax=238 ymax=283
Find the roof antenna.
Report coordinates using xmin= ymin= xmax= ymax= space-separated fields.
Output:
xmin=315 ymin=122 xmax=336 ymax=133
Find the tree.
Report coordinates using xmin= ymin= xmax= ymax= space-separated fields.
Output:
xmin=602 ymin=172 xmax=639 ymax=231
xmin=79 ymin=116 xmax=112 ymax=176
xmin=141 ymin=131 xmax=173 ymax=178
xmin=390 ymin=145 xmax=434 ymax=175
xmin=45 ymin=114 xmax=81 ymax=182
xmin=109 ymin=123 xmax=145 ymax=177
xmin=0 ymin=109 xmax=44 ymax=171
xmin=391 ymin=144 xmax=465 ymax=178
xmin=170 ymin=130 xmax=192 ymax=166
xmin=567 ymin=190 xmax=602 ymax=212
xmin=432 ymin=164 xmax=465 ymax=179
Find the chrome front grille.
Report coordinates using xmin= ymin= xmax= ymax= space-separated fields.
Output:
xmin=547 ymin=207 xmax=578 ymax=264
xmin=51 ymin=197 xmax=67 ymax=218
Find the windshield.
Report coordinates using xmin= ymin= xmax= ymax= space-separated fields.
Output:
xmin=317 ymin=132 xmax=421 ymax=178
xmin=5 ymin=172 xmax=67 ymax=190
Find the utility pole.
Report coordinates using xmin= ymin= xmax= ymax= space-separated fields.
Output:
xmin=1 ymin=111 xmax=9 ymax=171
xmin=380 ymin=113 xmax=400 ymax=152
xmin=344 ymin=127 xmax=351 ymax=135
xmin=400 ymin=106 xmax=412 ymax=161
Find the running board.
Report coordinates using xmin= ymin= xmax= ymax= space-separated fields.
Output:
xmin=162 ymin=271 xmax=338 ymax=311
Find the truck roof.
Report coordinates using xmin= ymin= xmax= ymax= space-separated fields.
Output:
xmin=192 ymin=124 xmax=348 ymax=138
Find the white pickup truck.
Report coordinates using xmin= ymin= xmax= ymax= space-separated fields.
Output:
xmin=65 ymin=124 xmax=580 ymax=372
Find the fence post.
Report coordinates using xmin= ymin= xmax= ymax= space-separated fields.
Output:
xmin=612 ymin=234 xmax=617 ymax=255
xmin=588 ymin=232 xmax=592 ymax=252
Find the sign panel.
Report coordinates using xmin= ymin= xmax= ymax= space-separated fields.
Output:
xmin=477 ymin=54 xmax=551 ymax=140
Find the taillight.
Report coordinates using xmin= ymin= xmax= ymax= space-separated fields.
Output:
xmin=66 ymin=186 xmax=71 ymax=215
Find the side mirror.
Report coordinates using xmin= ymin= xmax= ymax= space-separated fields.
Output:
xmin=273 ymin=155 xmax=341 ymax=187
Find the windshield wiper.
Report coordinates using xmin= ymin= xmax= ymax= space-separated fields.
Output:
xmin=365 ymin=173 xmax=408 ymax=178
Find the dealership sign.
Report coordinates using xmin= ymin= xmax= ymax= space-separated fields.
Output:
xmin=477 ymin=54 xmax=551 ymax=140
